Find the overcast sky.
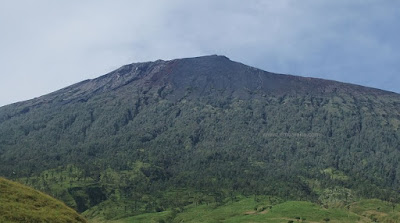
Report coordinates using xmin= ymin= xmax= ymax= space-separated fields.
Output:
xmin=0 ymin=0 xmax=399 ymax=107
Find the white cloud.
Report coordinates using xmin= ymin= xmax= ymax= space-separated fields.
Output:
xmin=0 ymin=0 xmax=399 ymax=106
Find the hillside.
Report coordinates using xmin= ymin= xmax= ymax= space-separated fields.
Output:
xmin=0 ymin=55 xmax=399 ymax=221
xmin=0 ymin=177 xmax=87 ymax=223
xmin=113 ymin=197 xmax=400 ymax=223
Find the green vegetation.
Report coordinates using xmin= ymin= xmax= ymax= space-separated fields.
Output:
xmin=0 ymin=56 xmax=399 ymax=221
xmin=0 ymin=177 xmax=87 ymax=223
xmin=103 ymin=197 xmax=400 ymax=223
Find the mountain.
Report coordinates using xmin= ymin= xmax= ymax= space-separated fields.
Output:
xmin=0 ymin=177 xmax=87 ymax=223
xmin=0 ymin=55 xmax=399 ymax=221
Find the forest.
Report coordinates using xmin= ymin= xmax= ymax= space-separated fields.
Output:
xmin=0 ymin=56 xmax=399 ymax=221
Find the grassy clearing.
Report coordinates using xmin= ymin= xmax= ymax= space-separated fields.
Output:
xmin=350 ymin=199 xmax=400 ymax=223
xmin=110 ymin=197 xmax=400 ymax=223
xmin=0 ymin=177 xmax=87 ymax=223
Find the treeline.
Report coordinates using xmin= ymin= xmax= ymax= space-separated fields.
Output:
xmin=0 ymin=85 xmax=400 ymax=218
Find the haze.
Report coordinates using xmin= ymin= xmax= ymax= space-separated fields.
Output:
xmin=0 ymin=0 xmax=399 ymax=107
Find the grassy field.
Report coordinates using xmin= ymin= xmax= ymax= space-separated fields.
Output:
xmin=0 ymin=177 xmax=87 ymax=223
xmin=102 ymin=197 xmax=400 ymax=223
xmin=6 ymin=169 xmax=400 ymax=223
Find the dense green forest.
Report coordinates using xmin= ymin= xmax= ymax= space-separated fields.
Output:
xmin=0 ymin=55 xmax=399 ymax=221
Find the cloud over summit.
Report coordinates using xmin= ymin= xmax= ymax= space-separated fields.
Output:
xmin=0 ymin=0 xmax=399 ymax=106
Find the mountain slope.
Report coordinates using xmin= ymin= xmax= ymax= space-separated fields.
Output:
xmin=0 ymin=55 xmax=399 ymax=220
xmin=0 ymin=177 xmax=87 ymax=223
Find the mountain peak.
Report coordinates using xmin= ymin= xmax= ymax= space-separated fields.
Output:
xmin=175 ymin=54 xmax=230 ymax=60
xmin=1 ymin=55 xmax=400 ymax=221
xmin=6 ymin=55 xmax=397 ymax=110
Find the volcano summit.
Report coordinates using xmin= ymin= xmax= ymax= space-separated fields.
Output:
xmin=0 ymin=55 xmax=399 ymax=221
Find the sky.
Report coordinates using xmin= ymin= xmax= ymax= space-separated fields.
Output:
xmin=0 ymin=0 xmax=399 ymax=107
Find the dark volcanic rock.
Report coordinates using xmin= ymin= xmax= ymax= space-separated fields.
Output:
xmin=0 ymin=55 xmax=399 ymax=216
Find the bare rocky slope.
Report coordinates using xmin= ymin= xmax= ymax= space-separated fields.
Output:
xmin=0 ymin=55 xmax=399 ymax=220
